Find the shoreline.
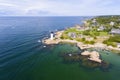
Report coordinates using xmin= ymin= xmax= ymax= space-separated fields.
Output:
xmin=42 ymin=30 xmax=120 ymax=63
xmin=43 ymin=37 xmax=105 ymax=63
xmin=43 ymin=31 xmax=120 ymax=51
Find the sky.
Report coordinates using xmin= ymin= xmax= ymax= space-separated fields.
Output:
xmin=0 ymin=0 xmax=120 ymax=16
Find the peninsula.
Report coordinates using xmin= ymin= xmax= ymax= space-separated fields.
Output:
xmin=43 ymin=16 xmax=120 ymax=64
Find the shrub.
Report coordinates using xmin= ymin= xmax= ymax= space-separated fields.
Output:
xmin=81 ymin=38 xmax=86 ymax=41
xmin=84 ymin=41 xmax=89 ymax=44
xmin=89 ymin=41 xmax=95 ymax=44
xmin=94 ymin=32 xmax=100 ymax=36
xmin=103 ymin=40 xmax=117 ymax=47
xmin=75 ymin=38 xmax=82 ymax=42
xmin=60 ymin=34 xmax=69 ymax=39
xmin=83 ymin=30 xmax=90 ymax=35
xmin=109 ymin=35 xmax=120 ymax=43
xmin=83 ymin=40 xmax=95 ymax=44
xmin=94 ymin=36 xmax=97 ymax=39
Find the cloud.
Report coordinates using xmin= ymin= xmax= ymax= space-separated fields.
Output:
xmin=0 ymin=3 xmax=17 ymax=7
xmin=0 ymin=0 xmax=120 ymax=16
xmin=26 ymin=9 xmax=51 ymax=16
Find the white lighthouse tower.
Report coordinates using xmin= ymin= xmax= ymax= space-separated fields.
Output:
xmin=50 ymin=32 xmax=54 ymax=40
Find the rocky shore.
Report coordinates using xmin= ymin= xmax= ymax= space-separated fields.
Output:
xmin=61 ymin=52 xmax=110 ymax=71
xmin=43 ymin=31 xmax=120 ymax=51
xmin=43 ymin=30 xmax=120 ymax=64
xmin=81 ymin=51 xmax=101 ymax=63
xmin=43 ymin=38 xmax=103 ymax=63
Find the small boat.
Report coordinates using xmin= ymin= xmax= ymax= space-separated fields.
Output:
xmin=38 ymin=40 xmax=41 ymax=42
xmin=43 ymin=46 xmax=46 ymax=48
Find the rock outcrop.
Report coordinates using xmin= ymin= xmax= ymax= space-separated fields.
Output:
xmin=81 ymin=51 xmax=102 ymax=63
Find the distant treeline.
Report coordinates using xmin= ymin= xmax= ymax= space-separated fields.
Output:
xmin=87 ymin=15 xmax=120 ymax=29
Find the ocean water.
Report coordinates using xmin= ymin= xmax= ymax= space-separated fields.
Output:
xmin=0 ymin=17 xmax=120 ymax=80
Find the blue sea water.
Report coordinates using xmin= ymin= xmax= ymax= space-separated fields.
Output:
xmin=0 ymin=16 xmax=120 ymax=80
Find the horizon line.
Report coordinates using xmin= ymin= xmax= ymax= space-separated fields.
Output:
xmin=0 ymin=15 xmax=120 ymax=17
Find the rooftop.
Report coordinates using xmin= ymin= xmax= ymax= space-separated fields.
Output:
xmin=110 ymin=28 xmax=120 ymax=34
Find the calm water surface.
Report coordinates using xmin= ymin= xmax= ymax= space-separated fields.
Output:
xmin=0 ymin=17 xmax=120 ymax=80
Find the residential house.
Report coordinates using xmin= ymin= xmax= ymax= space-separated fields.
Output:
xmin=117 ymin=43 xmax=120 ymax=48
xmin=92 ymin=19 xmax=97 ymax=26
xmin=68 ymin=32 xmax=77 ymax=38
xmin=110 ymin=28 xmax=120 ymax=34
xmin=97 ymin=25 xmax=105 ymax=31
xmin=75 ymin=25 xmax=87 ymax=31
xmin=110 ymin=21 xmax=115 ymax=26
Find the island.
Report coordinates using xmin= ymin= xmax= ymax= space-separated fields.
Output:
xmin=42 ymin=16 xmax=120 ymax=70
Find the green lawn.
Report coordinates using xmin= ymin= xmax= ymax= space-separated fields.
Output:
xmin=99 ymin=32 xmax=108 ymax=36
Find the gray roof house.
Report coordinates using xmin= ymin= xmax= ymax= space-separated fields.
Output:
xmin=92 ymin=19 xmax=98 ymax=26
xmin=110 ymin=29 xmax=120 ymax=34
xmin=117 ymin=43 xmax=120 ymax=48
xmin=97 ymin=25 xmax=105 ymax=31
xmin=68 ymin=32 xmax=77 ymax=38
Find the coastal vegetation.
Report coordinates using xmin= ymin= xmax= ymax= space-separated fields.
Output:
xmin=103 ymin=35 xmax=120 ymax=47
xmin=60 ymin=28 xmax=96 ymax=45
xmin=87 ymin=16 xmax=120 ymax=29
xmin=60 ymin=16 xmax=120 ymax=47
xmin=60 ymin=27 xmax=108 ymax=45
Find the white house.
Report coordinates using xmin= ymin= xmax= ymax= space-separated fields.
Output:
xmin=110 ymin=21 xmax=115 ymax=26
xmin=92 ymin=19 xmax=96 ymax=23
xmin=117 ymin=43 xmax=120 ymax=48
